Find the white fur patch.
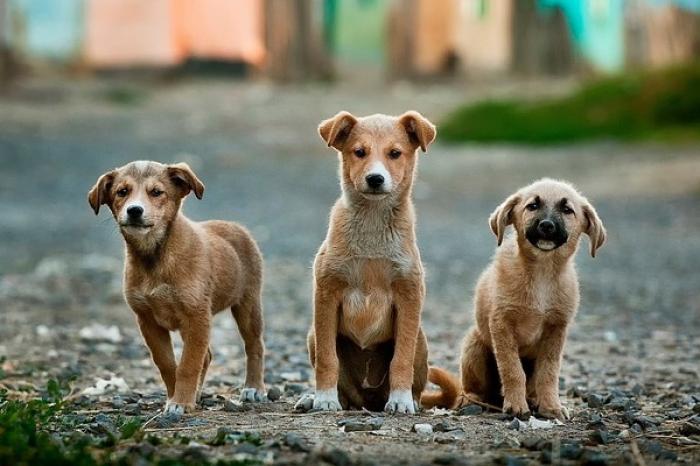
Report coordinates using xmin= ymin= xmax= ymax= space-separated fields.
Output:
xmin=366 ymin=161 xmax=392 ymax=191
xmin=313 ymin=388 xmax=342 ymax=411
xmin=384 ymin=389 xmax=416 ymax=414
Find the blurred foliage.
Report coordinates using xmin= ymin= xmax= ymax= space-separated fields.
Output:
xmin=441 ymin=64 xmax=700 ymax=144
xmin=0 ymin=381 xmax=260 ymax=466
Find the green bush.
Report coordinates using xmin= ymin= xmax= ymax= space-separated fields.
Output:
xmin=440 ymin=64 xmax=700 ymax=144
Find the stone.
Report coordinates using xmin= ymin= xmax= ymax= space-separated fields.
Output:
xmin=413 ymin=423 xmax=433 ymax=435
xmin=267 ymin=386 xmax=282 ymax=402
xmin=587 ymin=393 xmax=606 ymax=409
xmin=339 ymin=417 xmax=384 ymax=432
xmin=283 ymin=432 xmax=310 ymax=452
xmin=457 ymin=404 xmax=483 ymax=416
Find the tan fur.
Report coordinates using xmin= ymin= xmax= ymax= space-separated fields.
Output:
xmin=429 ymin=179 xmax=606 ymax=419
xmin=306 ymin=111 xmax=436 ymax=413
xmin=88 ymin=161 xmax=266 ymax=413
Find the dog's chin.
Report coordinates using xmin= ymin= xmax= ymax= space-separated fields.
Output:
xmin=359 ymin=191 xmax=390 ymax=201
xmin=120 ymin=224 xmax=154 ymax=235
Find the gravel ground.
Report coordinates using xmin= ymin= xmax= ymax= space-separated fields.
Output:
xmin=0 ymin=77 xmax=699 ymax=465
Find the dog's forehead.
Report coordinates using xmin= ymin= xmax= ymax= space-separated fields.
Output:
xmin=354 ymin=114 xmax=404 ymax=139
xmin=117 ymin=161 xmax=166 ymax=182
xmin=523 ymin=179 xmax=580 ymax=202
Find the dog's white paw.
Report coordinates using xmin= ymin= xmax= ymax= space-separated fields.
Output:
xmin=239 ymin=387 xmax=265 ymax=403
xmin=163 ymin=400 xmax=186 ymax=416
xmin=312 ymin=388 xmax=342 ymax=411
xmin=384 ymin=389 xmax=416 ymax=414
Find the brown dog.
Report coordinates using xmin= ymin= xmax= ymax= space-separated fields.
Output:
xmin=296 ymin=111 xmax=436 ymax=414
xmin=423 ymin=179 xmax=606 ymax=420
xmin=88 ymin=161 xmax=266 ymax=414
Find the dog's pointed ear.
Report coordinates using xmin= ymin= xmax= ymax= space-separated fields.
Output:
xmin=399 ymin=111 xmax=436 ymax=153
xmin=88 ymin=171 xmax=115 ymax=215
xmin=582 ymin=201 xmax=606 ymax=257
xmin=318 ymin=111 xmax=358 ymax=151
xmin=167 ymin=163 xmax=205 ymax=199
xmin=489 ymin=194 xmax=520 ymax=246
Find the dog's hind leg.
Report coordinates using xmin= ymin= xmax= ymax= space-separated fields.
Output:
xmin=460 ymin=327 xmax=492 ymax=407
xmin=196 ymin=347 xmax=212 ymax=403
xmin=231 ymin=295 xmax=266 ymax=402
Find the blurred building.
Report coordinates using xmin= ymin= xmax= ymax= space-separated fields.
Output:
xmin=0 ymin=0 xmax=698 ymax=81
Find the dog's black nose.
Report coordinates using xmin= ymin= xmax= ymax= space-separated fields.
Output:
xmin=366 ymin=174 xmax=385 ymax=189
xmin=127 ymin=205 xmax=144 ymax=218
xmin=538 ymin=219 xmax=555 ymax=235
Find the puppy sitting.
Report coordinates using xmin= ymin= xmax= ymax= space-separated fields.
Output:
xmin=88 ymin=161 xmax=266 ymax=414
xmin=423 ymin=179 xmax=606 ymax=420
xmin=297 ymin=111 xmax=436 ymax=414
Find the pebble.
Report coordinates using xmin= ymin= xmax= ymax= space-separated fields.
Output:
xmin=633 ymin=415 xmax=660 ymax=430
xmin=294 ymin=394 xmax=314 ymax=413
xmin=412 ymin=423 xmax=433 ymax=435
xmin=641 ymin=441 xmax=677 ymax=461
xmin=267 ymin=386 xmax=282 ymax=402
xmin=680 ymin=421 xmax=700 ymax=436
xmin=433 ymin=421 xmax=462 ymax=433
xmin=607 ymin=397 xmax=633 ymax=411
xmin=154 ymin=412 xmax=182 ymax=429
xmin=111 ymin=395 xmax=126 ymax=409
xmin=223 ymin=399 xmax=252 ymax=412
xmin=457 ymin=404 xmax=483 ymax=416
xmin=284 ymin=383 xmax=306 ymax=395
xmin=587 ymin=393 xmax=606 ymax=408
xmin=493 ymin=434 xmax=520 ymax=449
xmin=339 ymin=417 xmax=384 ymax=432
xmin=588 ymin=429 xmax=610 ymax=445
xmin=580 ymin=448 xmax=608 ymax=466
xmin=317 ymin=448 xmax=352 ymax=466
xmin=283 ymin=432 xmax=310 ymax=452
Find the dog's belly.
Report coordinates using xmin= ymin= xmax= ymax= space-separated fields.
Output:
xmin=339 ymin=287 xmax=394 ymax=349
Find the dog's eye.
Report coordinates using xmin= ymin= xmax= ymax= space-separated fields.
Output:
xmin=151 ymin=189 xmax=163 ymax=197
xmin=389 ymin=149 xmax=402 ymax=159
xmin=561 ymin=205 xmax=574 ymax=215
xmin=354 ymin=148 xmax=366 ymax=158
xmin=117 ymin=188 xmax=129 ymax=197
xmin=526 ymin=202 xmax=539 ymax=211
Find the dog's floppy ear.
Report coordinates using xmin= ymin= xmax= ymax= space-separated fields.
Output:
xmin=489 ymin=194 xmax=520 ymax=246
xmin=399 ymin=111 xmax=436 ymax=153
xmin=88 ymin=171 xmax=115 ymax=215
xmin=582 ymin=201 xmax=606 ymax=257
xmin=167 ymin=163 xmax=205 ymax=199
xmin=318 ymin=111 xmax=358 ymax=151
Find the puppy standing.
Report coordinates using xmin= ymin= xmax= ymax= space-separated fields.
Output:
xmin=299 ymin=111 xmax=436 ymax=413
xmin=423 ymin=179 xmax=606 ymax=420
xmin=88 ymin=161 xmax=266 ymax=414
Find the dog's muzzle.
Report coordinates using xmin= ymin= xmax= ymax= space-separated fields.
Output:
xmin=526 ymin=217 xmax=568 ymax=251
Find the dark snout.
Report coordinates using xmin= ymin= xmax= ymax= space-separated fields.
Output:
xmin=526 ymin=215 xmax=568 ymax=250
xmin=127 ymin=205 xmax=144 ymax=219
xmin=365 ymin=174 xmax=385 ymax=189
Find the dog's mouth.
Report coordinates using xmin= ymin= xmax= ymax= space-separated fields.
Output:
xmin=360 ymin=190 xmax=390 ymax=200
xmin=120 ymin=222 xmax=155 ymax=231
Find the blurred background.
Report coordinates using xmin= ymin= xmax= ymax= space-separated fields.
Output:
xmin=0 ymin=0 xmax=699 ymax=425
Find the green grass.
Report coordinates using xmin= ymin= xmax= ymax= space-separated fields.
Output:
xmin=440 ymin=64 xmax=700 ymax=144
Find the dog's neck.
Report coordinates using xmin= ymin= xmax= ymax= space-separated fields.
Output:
xmin=501 ymin=234 xmax=576 ymax=276
xmin=338 ymin=184 xmax=414 ymax=259
xmin=123 ymin=213 xmax=191 ymax=270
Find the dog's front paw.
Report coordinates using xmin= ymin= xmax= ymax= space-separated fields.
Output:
xmin=538 ymin=403 xmax=569 ymax=421
xmin=503 ymin=395 xmax=530 ymax=419
xmin=164 ymin=399 xmax=193 ymax=416
xmin=312 ymin=388 xmax=342 ymax=411
xmin=239 ymin=387 xmax=265 ymax=403
xmin=384 ymin=389 xmax=416 ymax=415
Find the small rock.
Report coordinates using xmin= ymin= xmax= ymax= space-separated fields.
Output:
xmin=641 ymin=441 xmax=677 ymax=461
xmin=680 ymin=421 xmax=700 ymax=436
xmin=283 ymin=432 xmax=310 ymax=452
xmin=111 ymin=395 xmax=126 ymax=409
xmin=618 ymin=429 xmax=632 ymax=441
xmin=235 ymin=443 xmax=259 ymax=455
xmin=521 ymin=435 xmax=547 ymax=450
xmin=413 ymin=423 xmax=433 ymax=435
xmin=223 ymin=399 xmax=252 ymax=412
xmin=154 ymin=412 xmax=182 ymax=428
xmin=267 ymin=386 xmax=282 ymax=402
xmin=581 ymin=448 xmax=608 ymax=466
xmin=587 ymin=393 xmax=606 ymax=409
xmin=339 ymin=417 xmax=384 ymax=432
xmin=633 ymin=415 xmax=660 ymax=430
xmin=559 ymin=442 xmax=583 ymax=460
xmin=457 ymin=404 xmax=483 ymax=416
xmin=318 ymin=448 xmax=352 ymax=466
xmin=588 ymin=429 xmax=610 ymax=445
xmin=607 ymin=397 xmax=632 ymax=411
xmin=494 ymin=433 xmax=520 ymax=449
xmin=294 ymin=394 xmax=314 ymax=412
xmin=124 ymin=403 xmax=141 ymax=416
xmin=508 ymin=418 xmax=521 ymax=430
xmin=433 ymin=421 xmax=462 ymax=433
xmin=693 ymin=404 xmax=700 ymax=414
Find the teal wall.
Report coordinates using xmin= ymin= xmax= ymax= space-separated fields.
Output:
xmin=539 ymin=0 xmax=625 ymax=72
xmin=7 ymin=0 xmax=84 ymax=61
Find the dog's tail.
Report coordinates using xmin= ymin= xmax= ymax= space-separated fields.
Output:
xmin=420 ymin=366 xmax=462 ymax=409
